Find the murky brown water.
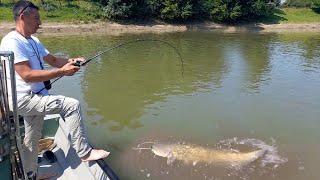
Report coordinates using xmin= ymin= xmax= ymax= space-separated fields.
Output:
xmin=31 ymin=31 xmax=320 ymax=179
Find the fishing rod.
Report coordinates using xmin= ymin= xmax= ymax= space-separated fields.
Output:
xmin=35 ymin=39 xmax=184 ymax=94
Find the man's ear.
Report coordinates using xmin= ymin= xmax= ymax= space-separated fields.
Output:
xmin=18 ymin=14 xmax=24 ymax=21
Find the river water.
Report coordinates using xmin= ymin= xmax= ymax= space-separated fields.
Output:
xmin=11 ymin=30 xmax=320 ymax=179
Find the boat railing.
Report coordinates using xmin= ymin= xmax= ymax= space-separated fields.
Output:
xmin=0 ymin=51 xmax=25 ymax=180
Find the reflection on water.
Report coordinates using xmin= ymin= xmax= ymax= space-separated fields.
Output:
xmin=32 ymin=31 xmax=320 ymax=179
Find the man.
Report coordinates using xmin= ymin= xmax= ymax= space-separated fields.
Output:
xmin=0 ymin=1 xmax=109 ymax=179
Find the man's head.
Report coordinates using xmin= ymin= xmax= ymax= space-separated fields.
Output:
xmin=13 ymin=1 xmax=39 ymax=21
xmin=13 ymin=1 xmax=41 ymax=35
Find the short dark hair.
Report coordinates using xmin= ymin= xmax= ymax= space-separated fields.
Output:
xmin=13 ymin=1 xmax=39 ymax=21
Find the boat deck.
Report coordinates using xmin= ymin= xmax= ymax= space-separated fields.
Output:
xmin=37 ymin=114 xmax=111 ymax=180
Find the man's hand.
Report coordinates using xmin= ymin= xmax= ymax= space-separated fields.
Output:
xmin=44 ymin=55 xmax=86 ymax=68
xmin=61 ymin=61 xmax=80 ymax=76
xmin=68 ymin=57 xmax=86 ymax=65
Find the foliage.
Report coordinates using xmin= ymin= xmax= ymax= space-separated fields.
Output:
xmin=272 ymin=0 xmax=281 ymax=6
xmin=37 ymin=0 xmax=103 ymax=22
xmin=273 ymin=8 xmax=320 ymax=23
xmin=99 ymin=0 xmax=207 ymax=21
xmin=102 ymin=0 xmax=132 ymax=20
xmin=0 ymin=6 xmax=13 ymax=21
xmin=282 ymin=0 xmax=313 ymax=7
xmin=84 ymin=0 xmax=277 ymax=22
xmin=205 ymin=0 xmax=276 ymax=23
xmin=1 ymin=0 xmax=319 ymax=23
xmin=159 ymin=0 xmax=193 ymax=20
xmin=281 ymin=0 xmax=320 ymax=13
xmin=311 ymin=0 xmax=320 ymax=10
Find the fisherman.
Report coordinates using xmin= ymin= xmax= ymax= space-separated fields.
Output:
xmin=0 ymin=1 xmax=110 ymax=179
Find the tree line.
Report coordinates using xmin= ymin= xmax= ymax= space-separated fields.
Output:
xmin=283 ymin=0 xmax=320 ymax=8
xmin=81 ymin=0 xmax=320 ymax=22
xmin=40 ymin=0 xmax=282 ymax=22
xmin=3 ymin=0 xmax=320 ymax=22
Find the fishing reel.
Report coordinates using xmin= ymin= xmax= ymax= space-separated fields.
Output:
xmin=73 ymin=60 xmax=84 ymax=67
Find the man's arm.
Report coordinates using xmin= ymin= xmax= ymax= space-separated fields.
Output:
xmin=43 ymin=54 xmax=69 ymax=68
xmin=15 ymin=60 xmax=80 ymax=83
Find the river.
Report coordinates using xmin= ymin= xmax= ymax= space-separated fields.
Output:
xmin=12 ymin=30 xmax=320 ymax=180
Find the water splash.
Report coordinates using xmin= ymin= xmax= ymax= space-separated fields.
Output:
xmin=217 ymin=138 xmax=288 ymax=169
xmin=133 ymin=137 xmax=287 ymax=179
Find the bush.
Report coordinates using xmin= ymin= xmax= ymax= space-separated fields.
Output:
xmin=24 ymin=0 xmax=280 ymax=23
xmin=103 ymin=0 xmax=133 ymax=20
xmin=206 ymin=0 xmax=276 ymax=23
xmin=311 ymin=0 xmax=320 ymax=9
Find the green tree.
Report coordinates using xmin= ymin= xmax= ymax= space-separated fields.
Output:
xmin=206 ymin=0 xmax=275 ymax=22
xmin=103 ymin=0 xmax=133 ymax=20
xmin=311 ymin=0 xmax=320 ymax=9
xmin=159 ymin=0 xmax=205 ymax=21
xmin=45 ymin=0 xmax=278 ymax=23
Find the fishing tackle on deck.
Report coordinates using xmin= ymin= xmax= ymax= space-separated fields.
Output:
xmin=35 ymin=39 xmax=184 ymax=94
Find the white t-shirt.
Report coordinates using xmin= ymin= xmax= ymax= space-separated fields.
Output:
xmin=0 ymin=31 xmax=50 ymax=100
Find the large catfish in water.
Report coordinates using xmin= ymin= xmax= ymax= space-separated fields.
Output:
xmin=134 ymin=142 xmax=265 ymax=168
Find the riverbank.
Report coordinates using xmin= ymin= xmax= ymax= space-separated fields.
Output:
xmin=1 ymin=21 xmax=320 ymax=36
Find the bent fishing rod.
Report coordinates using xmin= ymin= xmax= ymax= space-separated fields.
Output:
xmin=35 ymin=39 xmax=184 ymax=94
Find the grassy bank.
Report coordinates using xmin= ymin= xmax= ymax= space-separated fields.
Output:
xmin=1 ymin=0 xmax=320 ymax=24
xmin=0 ymin=0 xmax=99 ymax=22
xmin=258 ymin=8 xmax=320 ymax=23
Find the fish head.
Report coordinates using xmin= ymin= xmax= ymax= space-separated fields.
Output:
xmin=151 ymin=144 xmax=173 ymax=157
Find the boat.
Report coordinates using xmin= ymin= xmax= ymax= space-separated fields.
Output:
xmin=0 ymin=51 xmax=119 ymax=180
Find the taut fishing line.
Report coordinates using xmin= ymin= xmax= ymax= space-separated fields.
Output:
xmin=35 ymin=39 xmax=184 ymax=94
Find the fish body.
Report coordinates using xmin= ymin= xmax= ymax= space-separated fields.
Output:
xmin=151 ymin=143 xmax=265 ymax=167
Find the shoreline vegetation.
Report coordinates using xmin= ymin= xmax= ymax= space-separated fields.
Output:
xmin=2 ymin=21 xmax=320 ymax=36
xmin=1 ymin=0 xmax=320 ymax=36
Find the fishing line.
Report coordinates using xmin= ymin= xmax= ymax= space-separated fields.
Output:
xmin=35 ymin=39 xmax=184 ymax=94
xmin=132 ymin=147 xmax=152 ymax=150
